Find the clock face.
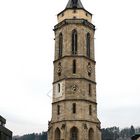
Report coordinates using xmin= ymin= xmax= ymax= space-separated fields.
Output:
xmin=71 ymin=85 xmax=78 ymax=92
xmin=53 ymin=81 xmax=65 ymax=98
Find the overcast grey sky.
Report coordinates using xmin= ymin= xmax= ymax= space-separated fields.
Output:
xmin=0 ymin=0 xmax=140 ymax=136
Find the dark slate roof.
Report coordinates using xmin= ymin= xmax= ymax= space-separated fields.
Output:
xmin=57 ymin=0 xmax=92 ymax=16
xmin=0 ymin=115 xmax=6 ymax=124
xmin=66 ymin=0 xmax=84 ymax=9
xmin=0 ymin=125 xmax=12 ymax=137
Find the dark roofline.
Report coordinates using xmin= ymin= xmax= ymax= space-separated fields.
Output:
xmin=54 ymin=19 xmax=95 ymax=31
xmin=0 ymin=115 xmax=6 ymax=124
xmin=57 ymin=8 xmax=92 ymax=17
xmin=0 ymin=126 xmax=12 ymax=137
xmin=131 ymin=134 xmax=140 ymax=140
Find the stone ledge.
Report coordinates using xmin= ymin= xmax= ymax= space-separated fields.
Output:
xmin=54 ymin=19 xmax=95 ymax=31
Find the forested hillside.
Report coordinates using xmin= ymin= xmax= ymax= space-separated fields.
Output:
xmin=102 ymin=126 xmax=140 ymax=140
xmin=13 ymin=132 xmax=47 ymax=140
xmin=12 ymin=126 xmax=140 ymax=140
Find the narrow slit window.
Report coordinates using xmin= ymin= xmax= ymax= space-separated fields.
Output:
xmin=89 ymin=84 xmax=91 ymax=96
xmin=57 ymin=62 xmax=62 ymax=76
xmin=73 ymin=60 xmax=76 ymax=74
xmin=89 ymin=105 xmax=92 ymax=115
xmin=58 ymin=83 xmax=60 ymax=93
xmin=57 ymin=105 xmax=60 ymax=115
xmin=72 ymin=30 xmax=77 ymax=55
xmin=58 ymin=33 xmax=63 ymax=58
xmin=72 ymin=103 xmax=76 ymax=114
xmin=86 ymin=33 xmax=90 ymax=57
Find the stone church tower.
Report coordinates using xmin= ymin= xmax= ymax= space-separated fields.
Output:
xmin=48 ymin=0 xmax=101 ymax=140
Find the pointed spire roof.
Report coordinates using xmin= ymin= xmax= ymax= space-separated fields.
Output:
xmin=57 ymin=0 xmax=92 ymax=16
xmin=66 ymin=0 xmax=84 ymax=9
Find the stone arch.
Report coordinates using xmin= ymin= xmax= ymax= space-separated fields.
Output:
xmin=55 ymin=127 xmax=61 ymax=140
xmin=70 ymin=126 xmax=78 ymax=140
xmin=88 ymin=128 xmax=94 ymax=140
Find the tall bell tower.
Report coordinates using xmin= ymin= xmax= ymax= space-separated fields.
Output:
xmin=48 ymin=0 xmax=101 ymax=140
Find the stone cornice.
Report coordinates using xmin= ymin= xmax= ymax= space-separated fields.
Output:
xmin=52 ymin=98 xmax=97 ymax=105
xmin=54 ymin=19 xmax=95 ymax=31
xmin=51 ymin=119 xmax=100 ymax=125
xmin=53 ymin=55 xmax=96 ymax=64
xmin=57 ymin=8 xmax=92 ymax=17
xmin=53 ymin=77 xmax=96 ymax=85
xmin=54 ymin=55 xmax=96 ymax=64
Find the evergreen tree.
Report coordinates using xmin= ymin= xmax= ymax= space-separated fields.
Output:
xmin=130 ymin=125 xmax=135 ymax=136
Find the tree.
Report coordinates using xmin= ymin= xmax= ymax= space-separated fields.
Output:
xmin=130 ymin=125 xmax=135 ymax=136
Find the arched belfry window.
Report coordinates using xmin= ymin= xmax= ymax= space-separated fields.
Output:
xmin=55 ymin=128 xmax=61 ymax=140
xmin=58 ymin=33 xmax=63 ymax=58
xmin=86 ymin=33 xmax=90 ymax=57
xmin=88 ymin=128 xmax=94 ymax=140
xmin=70 ymin=127 xmax=78 ymax=140
xmin=72 ymin=29 xmax=77 ymax=55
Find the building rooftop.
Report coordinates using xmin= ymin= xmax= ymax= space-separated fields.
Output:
xmin=0 ymin=115 xmax=6 ymax=125
xmin=0 ymin=115 xmax=12 ymax=139
xmin=131 ymin=134 xmax=140 ymax=140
